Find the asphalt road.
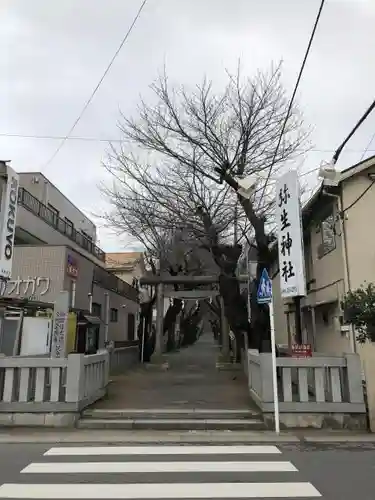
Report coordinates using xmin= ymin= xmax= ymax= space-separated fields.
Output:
xmin=0 ymin=442 xmax=374 ymax=499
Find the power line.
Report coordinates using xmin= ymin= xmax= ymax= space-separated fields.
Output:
xmin=360 ymin=130 xmax=375 ymax=162
xmin=2 ymin=131 xmax=375 ymax=155
xmin=257 ymin=0 xmax=326 ymax=209
xmin=0 ymin=133 xmax=117 ymax=142
xmin=334 ymin=98 xmax=375 ymax=164
xmin=41 ymin=0 xmax=148 ymax=172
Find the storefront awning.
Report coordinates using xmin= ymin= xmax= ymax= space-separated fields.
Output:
xmin=76 ymin=314 xmax=102 ymax=325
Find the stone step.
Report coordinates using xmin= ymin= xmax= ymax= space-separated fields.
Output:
xmin=82 ymin=409 xmax=260 ymax=420
xmin=77 ymin=417 xmax=266 ymax=431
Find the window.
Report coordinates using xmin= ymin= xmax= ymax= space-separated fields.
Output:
xmin=110 ymin=308 xmax=118 ymax=322
xmin=47 ymin=203 xmax=59 ymax=227
xmin=92 ymin=302 xmax=102 ymax=318
xmin=303 ymin=235 xmax=313 ymax=284
xmin=65 ymin=217 xmax=74 ymax=236
xmin=320 ymin=212 xmax=336 ymax=255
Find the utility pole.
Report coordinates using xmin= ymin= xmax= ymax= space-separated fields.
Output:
xmin=233 ymin=201 xmax=238 ymax=245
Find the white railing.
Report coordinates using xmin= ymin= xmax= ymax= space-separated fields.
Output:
xmin=0 ymin=351 xmax=109 ymax=412
xmin=247 ymin=350 xmax=365 ymax=414
xmin=110 ymin=346 xmax=139 ymax=375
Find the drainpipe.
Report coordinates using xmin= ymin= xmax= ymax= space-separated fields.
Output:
xmin=323 ymin=188 xmax=356 ymax=353
xmin=104 ymin=292 xmax=109 ymax=344
xmin=88 ymin=292 xmax=93 ymax=314
xmin=71 ymin=281 xmax=76 ymax=308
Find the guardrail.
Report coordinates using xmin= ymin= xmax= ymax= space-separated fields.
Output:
xmin=247 ymin=350 xmax=366 ymax=416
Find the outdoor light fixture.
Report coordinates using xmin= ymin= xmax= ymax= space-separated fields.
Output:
xmin=318 ymin=161 xmax=340 ymax=187
xmin=235 ymin=175 xmax=257 ymax=199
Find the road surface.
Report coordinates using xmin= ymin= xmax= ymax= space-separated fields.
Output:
xmin=0 ymin=441 xmax=373 ymax=498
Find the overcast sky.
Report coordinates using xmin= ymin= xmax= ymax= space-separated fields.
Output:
xmin=2 ymin=0 xmax=374 ymax=251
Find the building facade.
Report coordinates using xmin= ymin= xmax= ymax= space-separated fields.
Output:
xmin=105 ymin=252 xmax=146 ymax=285
xmin=3 ymin=245 xmax=139 ymax=345
xmin=271 ymin=155 xmax=375 ymax=360
xmin=0 ymin=165 xmax=140 ymax=347
xmin=16 ymin=172 xmax=104 ymax=266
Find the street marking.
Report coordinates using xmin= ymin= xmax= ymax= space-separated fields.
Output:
xmin=44 ymin=445 xmax=281 ymax=456
xmin=86 ymin=409 xmax=256 ymax=414
xmin=0 ymin=482 xmax=322 ymax=498
xmin=22 ymin=460 xmax=297 ymax=474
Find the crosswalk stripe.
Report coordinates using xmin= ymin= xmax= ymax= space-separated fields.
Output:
xmin=0 ymin=482 xmax=322 ymax=498
xmin=44 ymin=445 xmax=281 ymax=456
xmin=21 ymin=460 xmax=298 ymax=474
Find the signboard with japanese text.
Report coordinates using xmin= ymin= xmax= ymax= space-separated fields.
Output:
xmin=276 ymin=170 xmax=306 ymax=298
xmin=292 ymin=343 xmax=312 ymax=358
xmin=66 ymin=254 xmax=79 ymax=278
xmin=0 ymin=165 xmax=19 ymax=280
xmin=51 ymin=291 xmax=69 ymax=358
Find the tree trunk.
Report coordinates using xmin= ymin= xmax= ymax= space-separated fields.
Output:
xmin=138 ymin=299 xmax=155 ymax=362
xmin=211 ymin=244 xmax=252 ymax=352
xmin=163 ymin=299 xmax=183 ymax=352
xmin=214 ymin=168 xmax=273 ymax=353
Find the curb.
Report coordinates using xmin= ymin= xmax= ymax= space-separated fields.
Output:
xmin=0 ymin=430 xmax=301 ymax=444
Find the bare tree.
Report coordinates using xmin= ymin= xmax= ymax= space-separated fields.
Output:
xmin=109 ymin=63 xmax=307 ymax=352
xmin=100 ymin=159 xmax=231 ymax=354
xmin=101 ymin=145 xmax=256 ymax=355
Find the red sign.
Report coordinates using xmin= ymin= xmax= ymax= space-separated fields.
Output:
xmin=292 ymin=343 xmax=312 ymax=358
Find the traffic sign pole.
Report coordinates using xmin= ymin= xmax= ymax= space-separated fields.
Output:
xmin=256 ymin=268 xmax=280 ymax=435
xmin=269 ymin=298 xmax=280 ymax=434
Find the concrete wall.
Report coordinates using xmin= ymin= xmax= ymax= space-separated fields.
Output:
xmin=93 ymin=283 xmax=139 ymax=343
xmin=341 ymin=170 xmax=375 ymax=388
xmin=341 ymin=172 xmax=375 ymax=290
xmin=19 ymin=172 xmax=96 ymax=240
xmin=312 ymin=302 xmax=351 ymax=354
xmin=3 ymin=245 xmax=66 ymax=303
xmin=112 ymin=265 xmax=143 ymax=285
xmin=270 ymin=264 xmax=290 ymax=345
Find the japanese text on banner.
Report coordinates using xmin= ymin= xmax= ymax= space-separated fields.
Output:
xmin=276 ymin=170 xmax=306 ymax=298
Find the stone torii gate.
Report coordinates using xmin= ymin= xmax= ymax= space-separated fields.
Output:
xmin=139 ymin=274 xmax=249 ymax=362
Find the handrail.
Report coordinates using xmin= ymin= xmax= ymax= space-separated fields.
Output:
xmin=18 ymin=187 xmax=106 ymax=262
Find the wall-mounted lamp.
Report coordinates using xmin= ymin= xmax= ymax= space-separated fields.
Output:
xmin=318 ymin=161 xmax=340 ymax=187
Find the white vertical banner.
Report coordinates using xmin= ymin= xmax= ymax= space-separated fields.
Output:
xmin=276 ymin=170 xmax=306 ymax=298
xmin=0 ymin=165 xmax=19 ymax=280
xmin=51 ymin=291 xmax=70 ymax=358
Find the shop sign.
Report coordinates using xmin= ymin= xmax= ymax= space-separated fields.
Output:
xmin=67 ymin=254 xmax=79 ymax=278
xmin=291 ymin=343 xmax=312 ymax=358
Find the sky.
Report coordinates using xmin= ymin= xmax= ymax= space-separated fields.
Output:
xmin=2 ymin=0 xmax=375 ymax=252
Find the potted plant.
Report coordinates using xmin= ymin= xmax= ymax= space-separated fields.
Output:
xmin=341 ymin=282 xmax=375 ymax=343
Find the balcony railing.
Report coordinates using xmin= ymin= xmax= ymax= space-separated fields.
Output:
xmin=18 ymin=187 xmax=106 ymax=263
xmin=93 ymin=265 xmax=139 ymax=302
